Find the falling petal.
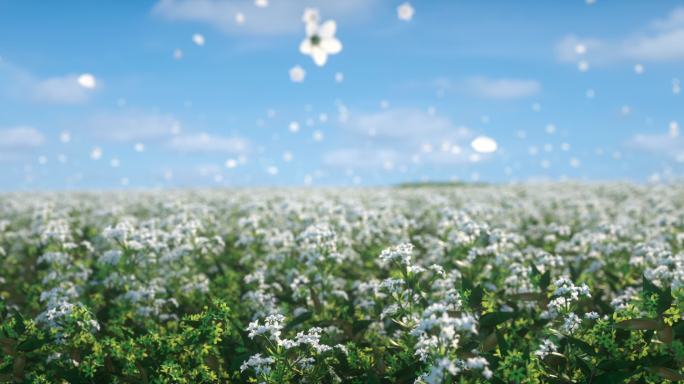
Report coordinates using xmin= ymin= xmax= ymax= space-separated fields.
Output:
xmin=318 ymin=20 xmax=337 ymax=39
xmin=312 ymin=49 xmax=328 ymax=66
xmin=320 ymin=38 xmax=342 ymax=54
xmin=471 ymin=136 xmax=498 ymax=153
xmin=77 ymin=73 xmax=96 ymax=89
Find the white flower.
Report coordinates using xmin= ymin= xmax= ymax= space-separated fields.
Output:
xmin=289 ymin=65 xmax=306 ymax=83
xmin=379 ymin=243 xmax=414 ymax=266
xmin=299 ymin=20 xmax=342 ymax=66
xmin=534 ymin=339 xmax=557 ymax=359
xmin=397 ymin=2 xmax=415 ymax=21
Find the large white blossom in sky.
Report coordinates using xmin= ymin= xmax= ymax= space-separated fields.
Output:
xmin=299 ymin=13 xmax=342 ymax=67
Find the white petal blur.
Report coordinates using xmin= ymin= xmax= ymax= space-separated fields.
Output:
xmin=289 ymin=66 xmax=306 ymax=83
xmin=397 ymin=2 xmax=415 ymax=21
xmin=77 ymin=73 xmax=97 ymax=89
xmin=470 ymin=136 xmax=498 ymax=154
xmin=192 ymin=33 xmax=205 ymax=46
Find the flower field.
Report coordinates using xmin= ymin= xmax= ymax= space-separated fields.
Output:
xmin=2 ymin=183 xmax=684 ymax=383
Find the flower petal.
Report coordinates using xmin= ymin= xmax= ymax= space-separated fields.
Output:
xmin=318 ymin=20 xmax=337 ymax=39
xmin=305 ymin=22 xmax=318 ymax=37
xmin=312 ymin=49 xmax=328 ymax=66
xmin=299 ymin=39 xmax=313 ymax=54
xmin=321 ymin=38 xmax=342 ymax=54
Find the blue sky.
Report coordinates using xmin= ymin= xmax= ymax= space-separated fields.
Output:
xmin=1 ymin=0 xmax=683 ymax=189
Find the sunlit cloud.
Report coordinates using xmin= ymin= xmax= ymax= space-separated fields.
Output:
xmin=416 ymin=76 xmax=541 ymax=100
xmin=88 ymin=111 xmax=182 ymax=142
xmin=0 ymin=126 xmax=45 ymax=150
xmin=556 ymin=7 xmax=684 ymax=64
xmin=166 ymin=133 xmax=249 ymax=153
xmin=0 ymin=60 xmax=98 ymax=104
xmin=627 ymin=133 xmax=684 ymax=161
xmin=465 ymin=77 xmax=541 ymax=100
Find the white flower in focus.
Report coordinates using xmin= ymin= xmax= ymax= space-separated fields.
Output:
xmin=192 ymin=33 xmax=205 ymax=46
xmin=470 ymin=136 xmax=498 ymax=154
xmin=77 ymin=73 xmax=96 ymax=90
xmin=397 ymin=2 xmax=415 ymax=21
xmin=300 ymin=20 xmax=343 ymax=66
xmin=289 ymin=65 xmax=306 ymax=83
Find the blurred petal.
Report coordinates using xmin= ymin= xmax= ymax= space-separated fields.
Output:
xmin=305 ymin=22 xmax=318 ymax=37
xmin=321 ymin=38 xmax=342 ymax=54
xmin=319 ymin=20 xmax=337 ymax=39
xmin=299 ymin=39 xmax=312 ymax=54
xmin=312 ymin=49 xmax=328 ymax=66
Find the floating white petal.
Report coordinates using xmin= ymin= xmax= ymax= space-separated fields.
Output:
xmin=90 ymin=147 xmax=102 ymax=160
xmin=192 ymin=33 xmax=205 ymax=46
xmin=470 ymin=136 xmax=498 ymax=154
xmin=397 ymin=2 xmax=415 ymax=21
xmin=289 ymin=65 xmax=305 ymax=83
xmin=77 ymin=73 xmax=96 ymax=89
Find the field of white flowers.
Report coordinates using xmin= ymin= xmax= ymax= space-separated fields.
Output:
xmin=1 ymin=183 xmax=684 ymax=383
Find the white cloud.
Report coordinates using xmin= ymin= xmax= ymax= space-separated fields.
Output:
xmin=465 ymin=77 xmax=541 ymax=100
xmin=323 ymin=148 xmax=399 ymax=168
xmin=0 ymin=126 xmax=45 ymax=149
xmin=0 ymin=60 xmax=97 ymax=104
xmin=342 ymin=108 xmax=469 ymax=141
xmin=628 ymin=133 xmax=684 ymax=159
xmin=32 ymin=74 xmax=94 ymax=104
xmin=152 ymin=0 xmax=378 ymax=36
xmin=0 ymin=126 xmax=45 ymax=150
xmin=328 ymin=109 xmax=490 ymax=169
xmin=88 ymin=111 xmax=181 ymax=142
xmin=166 ymin=132 xmax=249 ymax=153
xmin=556 ymin=7 xmax=684 ymax=63
xmin=415 ymin=76 xmax=541 ymax=100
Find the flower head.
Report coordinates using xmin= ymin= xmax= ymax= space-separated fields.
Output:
xmin=300 ymin=20 xmax=342 ymax=66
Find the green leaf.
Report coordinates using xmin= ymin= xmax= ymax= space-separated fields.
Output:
xmin=539 ymin=270 xmax=551 ymax=291
xmin=17 ymin=337 xmax=48 ymax=352
xmin=469 ymin=285 xmax=484 ymax=310
xmin=352 ymin=319 xmax=374 ymax=335
xmin=284 ymin=310 xmax=312 ymax=331
xmin=643 ymin=275 xmax=672 ymax=315
xmin=576 ymin=357 xmax=592 ymax=377
xmin=480 ymin=311 xmax=515 ymax=329
xmin=645 ymin=366 xmax=684 ymax=381
xmin=566 ymin=336 xmax=596 ymax=356
xmin=591 ymin=371 xmax=633 ymax=384
xmin=616 ymin=318 xmax=663 ymax=331
xmin=12 ymin=310 xmax=25 ymax=335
